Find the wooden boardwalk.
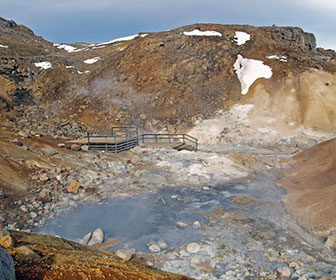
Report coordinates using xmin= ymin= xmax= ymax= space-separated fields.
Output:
xmin=68 ymin=126 xmax=198 ymax=153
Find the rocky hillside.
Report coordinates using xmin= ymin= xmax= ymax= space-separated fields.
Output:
xmin=1 ymin=18 xmax=336 ymax=139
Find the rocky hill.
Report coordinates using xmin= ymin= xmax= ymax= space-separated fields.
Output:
xmin=1 ymin=18 xmax=336 ymax=140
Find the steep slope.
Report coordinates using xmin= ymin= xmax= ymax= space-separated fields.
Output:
xmin=279 ymin=138 xmax=336 ymax=234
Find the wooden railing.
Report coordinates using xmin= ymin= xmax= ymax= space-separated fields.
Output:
xmin=86 ymin=127 xmax=198 ymax=153
xmin=138 ymin=133 xmax=198 ymax=151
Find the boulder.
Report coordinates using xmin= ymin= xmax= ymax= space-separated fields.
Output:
xmin=0 ymin=247 xmax=15 ymax=280
xmin=87 ymin=228 xmax=104 ymax=246
xmin=116 ymin=248 xmax=135 ymax=261
xmin=67 ymin=180 xmax=80 ymax=194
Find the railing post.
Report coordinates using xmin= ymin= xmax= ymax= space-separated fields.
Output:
xmin=155 ymin=134 xmax=158 ymax=143
xmin=183 ymin=134 xmax=185 ymax=144
xmin=87 ymin=132 xmax=90 ymax=148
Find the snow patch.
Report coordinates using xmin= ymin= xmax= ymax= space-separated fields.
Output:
xmin=90 ymin=33 xmax=148 ymax=47
xmin=233 ymin=31 xmax=250 ymax=45
xmin=54 ymin=44 xmax=79 ymax=53
xmin=234 ymin=54 xmax=272 ymax=95
xmin=266 ymin=55 xmax=287 ymax=62
xmin=83 ymin=57 xmax=100 ymax=64
xmin=34 ymin=61 xmax=52 ymax=69
xmin=0 ymin=44 xmax=8 ymax=48
xmin=183 ymin=29 xmax=222 ymax=37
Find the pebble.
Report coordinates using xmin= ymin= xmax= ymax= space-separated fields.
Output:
xmin=176 ymin=221 xmax=188 ymax=228
xmin=148 ymin=244 xmax=161 ymax=253
xmin=277 ymin=266 xmax=291 ymax=278
xmin=186 ymin=242 xmax=201 ymax=254
xmin=67 ymin=180 xmax=80 ymax=194
xmin=30 ymin=212 xmax=37 ymax=219
xmin=157 ymin=239 xmax=168 ymax=249
xmin=192 ymin=221 xmax=201 ymax=229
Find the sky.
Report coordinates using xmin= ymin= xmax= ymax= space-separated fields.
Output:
xmin=1 ymin=0 xmax=336 ymax=50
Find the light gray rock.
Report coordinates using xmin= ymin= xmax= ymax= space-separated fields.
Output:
xmin=116 ymin=248 xmax=135 ymax=261
xmin=148 ymin=244 xmax=161 ymax=253
xmin=81 ymin=145 xmax=89 ymax=152
xmin=277 ymin=266 xmax=291 ymax=278
xmin=186 ymin=242 xmax=201 ymax=254
xmin=0 ymin=247 xmax=15 ymax=280
xmin=176 ymin=221 xmax=188 ymax=228
xmin=87 ymin=228 xmax=104 ymax=245
xmin=190 ymin=255 xmax=216 ymax=272
xmin=157 ymin=239 xmax=168 ymax=249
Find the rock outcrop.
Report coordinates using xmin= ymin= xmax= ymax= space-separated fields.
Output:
xmin=6 ymin=230 xmax=192 ymax=280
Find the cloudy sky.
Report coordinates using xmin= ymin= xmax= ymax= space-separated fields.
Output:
xmin=1 ymin=0 xmax=335 ymax=50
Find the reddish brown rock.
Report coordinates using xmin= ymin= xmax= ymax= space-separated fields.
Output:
xmin=67 ymin=180 xmax=80 ymax=194
xmin=7 ymin=230 xmax=193 ymax=280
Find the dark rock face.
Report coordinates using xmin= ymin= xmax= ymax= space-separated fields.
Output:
xmin=0 ymin=18 xmax=17 ymax=28
xmin=0 ymin=247 xmax=15 ymax=280
xmin=271 ymin=26 xmax=316 ymax=51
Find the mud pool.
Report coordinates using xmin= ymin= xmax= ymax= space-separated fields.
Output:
xmin=37 ymin=173 xmax=336 ymax=279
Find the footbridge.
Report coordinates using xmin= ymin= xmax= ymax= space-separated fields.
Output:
xmin=69 ymin=126 xmax=198 ymax=153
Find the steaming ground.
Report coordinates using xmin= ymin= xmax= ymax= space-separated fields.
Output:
xmin=28 ymin=144 xmax=336 ymax=279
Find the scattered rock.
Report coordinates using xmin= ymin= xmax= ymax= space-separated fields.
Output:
xmin=41 ymin=146 xmax=58 ymax=156
xmin=139 ymin=113 xmax=147 ymax=120
xmin=39 ymin=174 xmax=49 ymax=182
xmin=325 ymin=235 xmax=336 ymax=248
xmin=18 ymin=130 xmax=29 ymax=137
xmin=67 ymin=180 xmax=80 ymax=194
xmin=157 ymin=239 xmax=168 ymax=249
xmin=81 ymin=145 xmax=89 ymax=152
xmin=190 ymin=255 xmax=216 ymax=272
xmin=0 ymin=235 xmax=14 ymax=249
xmin=30 ymin=212 xmax=37 ymax=219
xmin=91 ymin=238 xmax=119 ymax=250
xmin=176 ymin=221 xmax=188 ymax=228
xmin=57 ymin=143 xmax=65 ymax=148
xmin=186 ymin=242 xmax=200 ymax=254
xmin=116 ymin=248 xmax=135 ymax=261
xmin=0 ymin=247 xmax=15 ymax=280
xmin=0 ymin=223 xmax=9 ymax=238
xmin=70 ymin=144 xmax=81 ymax=151
xmin=87 ymin=228 xmax=104 ymax=246
xmin=192 ymin=221 xmax=201 ymax=229
xmin=15 ymin=246 xmax=40 ymax=259
xmin=38 ymin=188 xmax=50 ymax=203
xmin=148 ymin=244 xmax=161 ymax=253
xmin=277 ymin=266 xmax=291 ymax=278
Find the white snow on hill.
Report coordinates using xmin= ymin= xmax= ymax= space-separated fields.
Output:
xmin=234 ymin=31 xmax=250 ymax=45
xmin=0 ymin=44 xmax=8 ymax=48
xmin=54 ymin=44 xmax=79 ymax=53
xmin=234 ymin=54 xmax=272 ymax=95
xmin=83 ymin=57 xmax=100 ymax=64
xmin=266 ymin=55 xmax=287 ymax=62
xmin=34 ymin=61 xmax=52 ymax=69
xmin=90 ymin=34 xmax=148 ymax=47
xmin=183 ymin=29 xmax=222 ymax=37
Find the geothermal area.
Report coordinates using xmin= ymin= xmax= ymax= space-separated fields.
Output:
xmin=1 ymin=17 xmax=336 ymax=279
